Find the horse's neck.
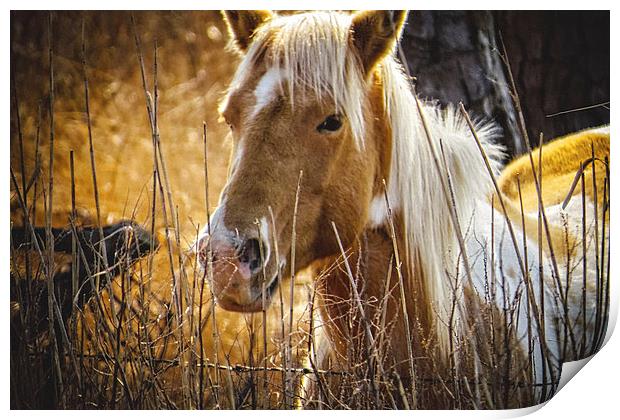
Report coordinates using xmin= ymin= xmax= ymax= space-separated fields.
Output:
xmin=315 ymin=213 xmax=432 ymax=372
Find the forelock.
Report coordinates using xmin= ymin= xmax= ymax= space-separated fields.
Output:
xmin=229 ymin=11 xmax=368 ymax=147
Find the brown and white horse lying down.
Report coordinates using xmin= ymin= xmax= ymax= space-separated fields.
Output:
xmin=196 ymin=10 xmax=610 ymax=407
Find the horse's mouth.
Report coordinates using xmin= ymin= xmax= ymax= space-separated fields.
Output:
xmin=215 ymin=272 xmax=280 ymax=313
xmin=265 ymin=273 xmax=280 ymax=298
xmin=256 ymin=272 xmax=281 ymax=305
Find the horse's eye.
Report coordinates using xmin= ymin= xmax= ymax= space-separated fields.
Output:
xmin=317 ymin=114 xmax=342 ymax=133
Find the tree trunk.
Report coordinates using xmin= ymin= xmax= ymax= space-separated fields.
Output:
xmin=497 ymin=11 xmax=609 ymax=148
xmin=400 ymin=11 xmax=609 ymax=157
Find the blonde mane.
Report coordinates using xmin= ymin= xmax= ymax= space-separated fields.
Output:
xmin=237 ymin=11 xmax=506 ymax=355
xmin=380 ymin=57 xmax=505 ymax=352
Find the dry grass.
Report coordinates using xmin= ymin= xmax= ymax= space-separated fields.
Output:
xmin=10 ymin=11 xmax=609 ymax=410
xmin=10 ymin=11 xmax=313 ymax=409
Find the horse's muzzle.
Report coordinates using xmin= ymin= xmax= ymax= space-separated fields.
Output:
xmin=197 ymin=234 xmax=275 ymax=312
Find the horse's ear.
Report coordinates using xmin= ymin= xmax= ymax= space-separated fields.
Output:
xmin=349 ymin=10 xmax=408 ymax=75
xmin=222 ymin=10 xmax=273 ymax=53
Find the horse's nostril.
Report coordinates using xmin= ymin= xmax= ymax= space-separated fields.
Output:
xmin=249 ymin=258 xmax=260 ymax=272
xmin=239 ymin=238 xmax=264 ymax=275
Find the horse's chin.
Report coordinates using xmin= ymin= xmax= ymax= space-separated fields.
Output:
xmin=215 ymin=273 xmax=280 ymax=313
xmin=215 ymin=298 xmax=266 ymax=313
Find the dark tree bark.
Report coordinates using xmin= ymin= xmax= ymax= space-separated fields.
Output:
xmin=497 ymin=11 xmax=609 ymax=149
xmin=400 ymin=11 xmax=609 ymax=157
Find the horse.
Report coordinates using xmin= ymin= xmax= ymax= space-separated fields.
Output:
xmin=497 ymin=125 xmax=610 ymax=364
xmin=197 ymin=10 xmax=610 ymax=408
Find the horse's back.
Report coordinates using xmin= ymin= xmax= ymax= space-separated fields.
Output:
xmin=491 ymin=125 xmax=610 ymax=365
xmin=498 ymin=125 xmax=609 ymax=213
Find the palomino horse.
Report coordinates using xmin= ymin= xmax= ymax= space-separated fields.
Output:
xmin=198 ymin=10 xmax=610 ymax=408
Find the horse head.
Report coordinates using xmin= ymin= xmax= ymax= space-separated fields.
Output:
xmin=197 ymin=11 xmax=407 ymax=312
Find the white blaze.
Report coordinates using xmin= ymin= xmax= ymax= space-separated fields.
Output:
xmin=252 ymin=67 xmax=283 ymax=118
